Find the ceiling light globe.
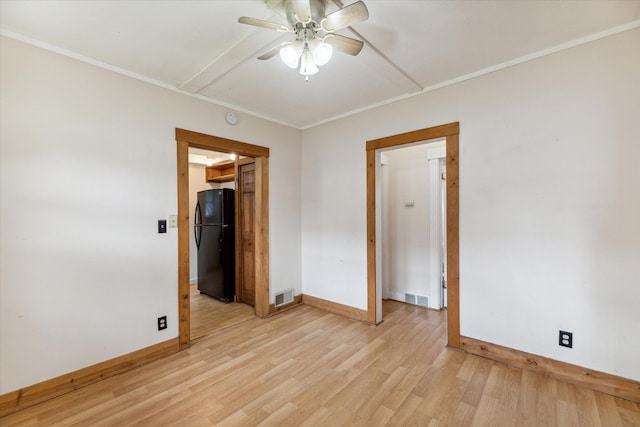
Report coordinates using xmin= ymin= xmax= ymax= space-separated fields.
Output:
xmin=314 ymin=43 xmax=333 ymax=66
xmin=280 ymin=45 xmax=300 ymax=69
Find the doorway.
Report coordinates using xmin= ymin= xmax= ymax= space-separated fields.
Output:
xmin=176 ymin=128 xmax=270 ymax=350
xmin=185 ymin=148 xmax=255 ymax=341
xmin=366 ymin=122 xmax=460 ymax=348
xmin=379 ymin=141 xmax=447 ymax=311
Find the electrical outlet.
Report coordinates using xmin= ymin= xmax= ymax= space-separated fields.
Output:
xmin=157 ymin=316 xmax=167 ymax=331
xmin=559 ymin=330 xmax=573 ymax=348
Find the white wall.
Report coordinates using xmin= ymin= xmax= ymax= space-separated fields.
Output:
xmin=383 ymin=145 xmax=431 ymax=302
xmin=301 ymin=29 xmax=640 ymax=380
xmin=0 ymin=36 xmax=301 ymax=393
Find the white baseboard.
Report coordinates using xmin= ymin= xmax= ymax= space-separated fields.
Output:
xmin=387 ymin=291 xmax=405 ymax=302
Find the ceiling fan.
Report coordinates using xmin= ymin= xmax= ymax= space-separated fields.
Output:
xmin=238 ymin=0 xmax=369 ymax=81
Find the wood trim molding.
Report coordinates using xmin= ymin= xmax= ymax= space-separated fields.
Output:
xmin=445 ymin=133 xmax=460 ymax=348
xmin=366 ymin=122 xmax=460 ymax=151
xmin=366 ymin=149 xmax=377 ymax=324
xmin=461 ymin=336 xmax=640 ymax=403
xmin=175 ymin=128 xmax=270 ymax=346
xmin=302 ymin=294 xmax=368 ymax=322
xmin=0 ymin=338 xmax=179 ymax=417
xmin=175 ymin=128 xmax=269 ymax=158
xmin=366 ymin=122 xmax=460 ymax=347
xmin=254 ymin=156 xmax=270 ymax=318
xmin=268 ymin=295 xmax=303 ymax=315
xmin=177 ymin=140 xmax=190 ymax=350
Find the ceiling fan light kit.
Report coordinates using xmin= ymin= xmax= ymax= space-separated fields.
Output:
xmin=239 ymin=0 xmax=368 ymax=81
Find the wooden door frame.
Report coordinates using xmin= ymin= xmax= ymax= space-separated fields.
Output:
xmin=176 ymin=128 xmax=270 ymax=350
xmin=366 ymin=122 xmax=460 ymax=348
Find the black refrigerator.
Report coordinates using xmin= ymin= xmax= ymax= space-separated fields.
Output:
xmin=194 ymin=189 xmax=235 ymax=302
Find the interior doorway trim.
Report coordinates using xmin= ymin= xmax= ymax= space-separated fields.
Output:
xmin=176 ymin=128 xmax=270 ymax=350
xmin=366 ymin=122 xmax=460 ymax=348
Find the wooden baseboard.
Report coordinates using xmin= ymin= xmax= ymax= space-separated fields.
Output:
xmin=460 ymin=336 xmax=640 ymax=403
xmin=268 ymin=295 xmax=303 ymax=316
xmin=0 ymin=338 xmax=179 ymax=417
xmin=302 ymin=294 xmax=369 ymax=323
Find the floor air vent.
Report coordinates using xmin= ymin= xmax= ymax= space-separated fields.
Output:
xmin=405 ymin=293 xmax=429 ymax=308
xmin=274 ymin=289 xmax=294 ymax=307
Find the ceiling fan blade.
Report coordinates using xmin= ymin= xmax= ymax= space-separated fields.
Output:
xmin=238 ymin=16 xmax=290 ymax=32
xmin=325 ymin=34 xmax=364 ymax=56
xmin=291 ymin=0 xmax=312 ymax=23
xmin=320 ymin=1 xmax=369 ymax=32
xmin=257 ymin=43 xmax=288 ymax=60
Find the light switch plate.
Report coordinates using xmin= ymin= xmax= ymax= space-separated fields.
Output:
xmin=168 ymin=214 xmax=177 ymax=228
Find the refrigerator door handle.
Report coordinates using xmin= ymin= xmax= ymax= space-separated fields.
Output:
xmin=194 ymin=201 xmax=202 ymax=249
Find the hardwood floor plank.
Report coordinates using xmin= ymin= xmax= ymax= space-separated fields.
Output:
xmin=134 ymin=389 xmax=224 ymax=426
xmin=471 ymin=395 xmax=501 ymax=426
xmin=449 ymin=401 xmax=476 ymax=426
xmin=215 ymin=409 xmax=249 ymax=427
xmin=574 ymin=386 xmax=602 ymax=427
xmin=336 ymin=338 xmax=387 ymax=372
xmin=460 ymin=356 xmax=493 ymax=407
xmin=619 ymin=407 xmax=640 ymax=427
xmin=557 ymin=399 xmax=581 ymax=427
xmin=515 ymin=369 xmax=540 ymax=426
xmin=348 ymin=365 xmax=408 ymax=424
xmin=535 ymin=375 xmax=559 ymax=426
xmin=292 ymin=367 xmax=360 ymax=410
xmin=363 ymin=405 xmax=394 ymax=427
xmin=595 ymin=391 xmax=625 ymax=426
xmin=326 ymin=368 xmax=389 ymax=414
xmin=255 ymin=402 xmax=298 ymax=426
xmin=484 ymin=363 xmax=508 ymax=399
xmin=386 ymin=393 xmax=426 ymax=426
xmin=380 ymin=361 xmax=431 ymax=412
xmin=297 ymin=405 xmax=331 ymax=427
xmin=501 ymin=365 xmax=523 ymax=411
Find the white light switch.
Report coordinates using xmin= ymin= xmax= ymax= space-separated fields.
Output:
xmin=168 ymin=214 xmax=177 ymax=228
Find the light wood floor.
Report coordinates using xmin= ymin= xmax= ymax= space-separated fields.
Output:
xmin=2 ymin=301 xmax=638 ymax=426
xmin=190 ymin=284 xmax=255 ymax=341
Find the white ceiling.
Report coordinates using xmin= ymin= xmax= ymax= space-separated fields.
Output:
xmin=1 ymin=0 xmax=639 ymax=129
